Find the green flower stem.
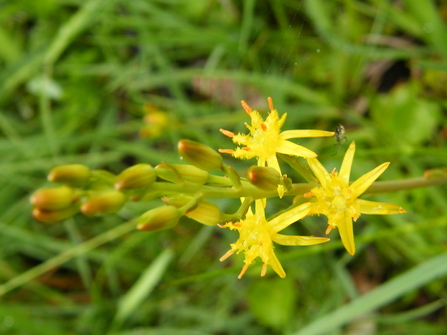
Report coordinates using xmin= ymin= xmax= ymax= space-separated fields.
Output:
xmin=277 ymin=153 xmax=318 ymax=183
xmin=221 ymin=197 xmax=254 ymax=222
xmin=136 ymin=174 xmax=447 ymax=202
xmin=366 ymin=175 xmax=447 ymax=195
xmin=220 ymin=163 xmax=242 ymax=190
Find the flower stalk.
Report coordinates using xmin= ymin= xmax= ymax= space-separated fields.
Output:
xmin=30 ymin=96 xmax=446 ymax=278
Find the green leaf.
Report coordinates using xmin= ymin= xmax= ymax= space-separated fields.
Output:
xmin=247 ymin=277 xmax=296 ymax=329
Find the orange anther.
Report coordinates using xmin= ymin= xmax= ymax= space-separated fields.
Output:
xmin=238 ymin=265 xmax=248 ymax=279
xmin=219 ymin=249 xmax=234 ymax=262
xmin=219 ymin=128 xmax=234 ymax=137
xmin=241 ymin=100 xmax=252 ymax=114
xmin=268 ymin=97 xmax=274 ymax=111
xmin=303 ymin=191 xmax=313 ymax=198
xmin=325 ymin=226 xmax=333 ymax=234
xmin=218 ymin=149 xmax=234 ymax=154
xmin=242 ymin=147 xmax=251 ymax=151
xmin=261 ymin=263 xmax=267 ymax=277
xmin=260 ymin=122 xmax=267 ymax=131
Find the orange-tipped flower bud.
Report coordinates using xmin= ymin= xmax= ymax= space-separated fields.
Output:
xmin=163 ymin=196 xmax=222 ymax=226
xmin=156 ymin=163 xmax=209 ymax=185
xmin=137 ymin=206 xmax=181 ymax=232
xmin=247 ymin=166 xmax=281 ymax=191
xmin=48 ymin=164 xmax=91 ymax=187
xmin=115 ymin=164 xmax=156 ymax=190
xmin=81 ymin=191 xmax=125 ymax=216
xmin=178 ymin=139 xmax=223 ymax=172
xmin=30 ymin=186 xmax=75 ymax=210
xmin=32 ymin=206 xmax=78 ymax=223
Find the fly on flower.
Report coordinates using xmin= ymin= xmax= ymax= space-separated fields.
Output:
xmin=332 ymin=124 xmax=347 ymax=156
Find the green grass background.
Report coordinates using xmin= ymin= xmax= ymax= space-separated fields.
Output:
xmin=1 ymin=0 xmax=447 ymax=334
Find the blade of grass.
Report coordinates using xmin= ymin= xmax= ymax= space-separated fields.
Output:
xmin=111 ymin=249 xmax=174 ymax=328
xmin=293 ymin=252 xmax=447 ymax=335
xmin=0 ymin=219 xmax=137 ymax=297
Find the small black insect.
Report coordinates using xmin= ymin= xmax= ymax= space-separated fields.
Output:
xmin=332 ymin=124 xmax=347 ymax=155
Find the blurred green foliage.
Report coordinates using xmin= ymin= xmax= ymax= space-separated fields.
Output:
xmin=0 ymin=0 xmax=446 ymax=334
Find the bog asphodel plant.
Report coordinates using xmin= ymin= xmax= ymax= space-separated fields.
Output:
xmin=34 ymin=96 xmax=446 ymax=279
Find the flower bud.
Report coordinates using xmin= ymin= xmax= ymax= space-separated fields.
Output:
xmin=81 ymin=191 xmax=125 ymax=216
xmin=156 ymin=163 xmax=209 ymax=185
xmin=178 ymin=139 xmax=222 ymax=172
xmin=115 ymin=164 xmax=156 ymax=190
xmin=162 ymin=196 xmax=222 ymax=226
xmin=30 ymin=186 xmax=75 ymax=210
xmin=137 ymin=206 xmax=181 ymax=232
xmin=48 ymin=164 xmax=91 ymax=187
xmin=32 ymin=206 xmax=78 ymax=223
xmin=186 ymin=200 xmax=222 ymax=226
xmin=247 ymin=166 xmax=281 ymax=191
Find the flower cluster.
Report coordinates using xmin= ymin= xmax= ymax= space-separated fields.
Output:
xmin=31 ymin=97 xmax=408 ymax=279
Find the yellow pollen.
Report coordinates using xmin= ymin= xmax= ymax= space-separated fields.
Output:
xmin=241 ymin=100 xmax=252 ymax=114
xmin=260 ymin=122 xmax=267 ymax=131
xmin=220 ymin=129 xmax=234 ymax=137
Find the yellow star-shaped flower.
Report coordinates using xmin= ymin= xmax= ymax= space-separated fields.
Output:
xmin=305 ymin=141 xmax=406 ymax=255
xmin=219 ymin=97 xmax=335 ymax=175
xmin=219 ymin=200 xmax=329 ymax=278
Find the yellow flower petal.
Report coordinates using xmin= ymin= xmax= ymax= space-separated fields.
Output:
xmin=350 ymin=162 xmax=390 ymax=198
xmin=337 ymin=216 xmax=355 ymax=255
xmin=269 ymin=202 xmax=312 ymax=232
xmin=272 ymin=234 xmax=329 ymax=246
xmin=339 ymin=141 xmax=355 ymax=185
xmin=280 ymin=129 xmax=335 ymax=139
xmin=307 ymin=157 xmax=330 ymax=189
xmin=276 ymin=140 xmax=318 ymax=158
xmin=357 ymin=199 xmax=406 ymax=215
xmin=268 ymin=250 xmax=286 ymax=278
